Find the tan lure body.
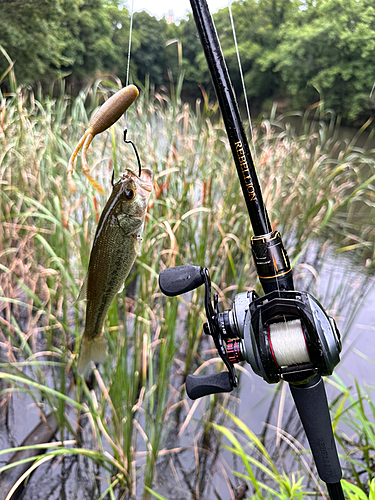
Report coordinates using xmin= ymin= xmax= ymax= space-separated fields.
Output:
xmin=76 ymin=168 xmax=153 ymax=376
xmin=67 ymin=84 xmax=139 ymax=194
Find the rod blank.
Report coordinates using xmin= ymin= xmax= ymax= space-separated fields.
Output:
xmin=189 ymin=0 xmax=271 ymax=236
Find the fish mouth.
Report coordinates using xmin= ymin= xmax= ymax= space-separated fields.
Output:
xmin=123 ymin=168 xmax=153 ymax=194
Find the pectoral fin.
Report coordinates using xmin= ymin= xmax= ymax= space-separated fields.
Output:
xmin=134 ymin=235 xmax=143 ymax=256
xmin=74 ymin=274 xmax=88 ymax=304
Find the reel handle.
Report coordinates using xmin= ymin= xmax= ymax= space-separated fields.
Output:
xmin=186 ymin=372 xmax=233 ymax=400
xmin=159 ymin=265 xmax=238 ymax=395
xmin=159 ymin=265 xmax=204 ymax=296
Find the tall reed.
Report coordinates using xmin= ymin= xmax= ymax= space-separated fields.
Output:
xmin=1 ymin=58 xmax=375 ymax=499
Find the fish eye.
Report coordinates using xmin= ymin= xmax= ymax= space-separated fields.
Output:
xmin=124 ymin=188 xmax=135 ymax=200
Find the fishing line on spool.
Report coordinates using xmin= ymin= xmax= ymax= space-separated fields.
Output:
xmin=268 ymin=319 xmax=310 ymax=367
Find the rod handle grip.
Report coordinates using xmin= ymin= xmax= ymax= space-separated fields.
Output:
xmin=290 ymin=376 xmax=342 ymax=484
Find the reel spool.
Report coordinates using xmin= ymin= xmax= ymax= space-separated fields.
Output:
xmin=268 ymin=319 xmax=310 ymax=367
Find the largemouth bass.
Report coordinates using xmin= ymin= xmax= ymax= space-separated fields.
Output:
xmin=76 ymin=168 xmax=153 ymax=376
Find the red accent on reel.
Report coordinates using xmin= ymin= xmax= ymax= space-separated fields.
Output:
xmin=226 ymin=340 xmax=244 ymax=364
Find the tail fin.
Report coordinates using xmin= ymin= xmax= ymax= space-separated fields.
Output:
xmin=77 ymin=335 xmax=108 ymax=377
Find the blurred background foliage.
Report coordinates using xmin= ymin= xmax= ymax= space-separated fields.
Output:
xmin=1 ymin=0 xmax=375 ymax=124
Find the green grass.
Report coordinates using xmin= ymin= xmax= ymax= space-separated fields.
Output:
xmin=1 ymin=55 xmax=375 ymax=499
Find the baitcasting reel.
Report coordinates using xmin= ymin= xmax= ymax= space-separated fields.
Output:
xmin=159 ymin=265 xmax=342 ymax=400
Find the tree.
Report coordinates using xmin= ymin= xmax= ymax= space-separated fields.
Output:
xmin=213 ymin=0 xmax=296 ymax=103
xmin=2 ymin=0 xmax=375 ymax=124
xmin=0 ymin=0 xmax=70 ymax=84
xmin=0 ymin=0 xmax=121 ymax=87
xmin=63 ymin=0 xmax=116 ymax=82
xmin=105 ymin=1 xmax=135 ymax=85
xmin=274 ymin=0 xmax=375 ymax=120
xmin=130 ymin=11 xmax=168 ymax=87
xmin=169 ymin=13 xmax=210 ymax=94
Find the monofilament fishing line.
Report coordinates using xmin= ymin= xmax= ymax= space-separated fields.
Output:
xmin=268 ymin=319 xmax=310 ymax=367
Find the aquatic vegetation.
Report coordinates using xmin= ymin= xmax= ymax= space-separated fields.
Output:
xmin=1 ymin=65 xmax=375 ymax=499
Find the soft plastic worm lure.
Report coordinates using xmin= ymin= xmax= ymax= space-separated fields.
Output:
xmin=67 ymin=84 xmax=139 ymax=194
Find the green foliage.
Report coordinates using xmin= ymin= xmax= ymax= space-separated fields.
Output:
xmin=215 ymin=405 xmax=375 ymax=499
xmin=68 ymin=0 xmax=116 ymax=80
xmin=106 ymin=2 xmax=133 ymax=83
xmin=342 ymin=479 xmax=375 ymax=500
xmin=2 ymin=0 xmax=375 ymax=123
xmin=1 ymin=66 xmax=375 ymax=498
xmin=0 ymin=0 xmax=70 ymax=83
xmin=214 ymin=0 xmax=295 ymax=101
xmin=273 ymin=0 xmax=375 ymax=120
xmin=0 ymin=0 xmax=118 ymax=85
xmin=131 ymin=11 xmax=168 ymax=86
xmin=169 ymin=13 xmax=210 ymax=93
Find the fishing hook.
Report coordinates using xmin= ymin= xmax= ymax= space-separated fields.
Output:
xmin=123 ymin=128 xmax=142 ymax=177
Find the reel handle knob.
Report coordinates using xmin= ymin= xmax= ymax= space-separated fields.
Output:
xmin=159 ymin=265 xmax=204 ymax=297
xmin=186 ymin=372 xmax=233 ymax=400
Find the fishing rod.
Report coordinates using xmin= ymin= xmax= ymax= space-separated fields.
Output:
xmin=159 ymin=1 xmax=344 ymax=499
